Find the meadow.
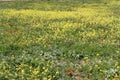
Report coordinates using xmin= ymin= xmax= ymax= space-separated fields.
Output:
xmin=0 ymin=0 xmax=120 ymax=80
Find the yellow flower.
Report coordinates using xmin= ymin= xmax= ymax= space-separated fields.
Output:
xmin=115 ymin=62 xmax=118 ymax=66
xmin=48 ymin=76 xmax=52 ymax=80
xmin=89 ymin=66 xmax=92 ymax=71
xmin=33 ymin=70 xmax=39 ymax=75
xmin=21 ymin=70 xmax=25 ymax=74
xmin=112 ymin=78 xmax=119 ymax=80
xmin=84 ymin=57 xmax=88 ymax=60
xmin=116 ymin=66 xmax=119 ymax=69
xmin=96 ymin=53 xmax=99 ymax=56
xmin=56 ymin=71 xmax=59 ymax=74
xmin=95 ymin=65 xmax=98 ymax=68
xmin=43 ymin=77 xmax=47 ymax=80
xmin=42 ymin=66 xmax=45 ymax=68
xmin=100 ymin=69 xmax=106 ymax=73
xmin=48 ymin=78 xmax=51 ymax=80
xmin=44 ymin=68 xmax=48 ymax=73
xmin=11 ymin=55 xmax=15 ymax=59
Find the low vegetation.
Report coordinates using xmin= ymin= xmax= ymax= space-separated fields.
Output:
xmin=0 ymin=0 xmax=120 ymax=80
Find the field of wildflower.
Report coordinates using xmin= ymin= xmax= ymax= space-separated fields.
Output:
xmin=0 ymin=0 xmax=120 ymax=80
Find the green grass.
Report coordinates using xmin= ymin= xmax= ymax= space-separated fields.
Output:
xmin=0 ymin=0 xmax=120 ymax=80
